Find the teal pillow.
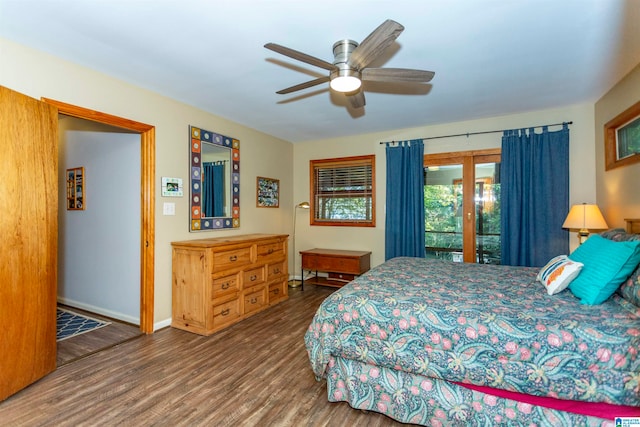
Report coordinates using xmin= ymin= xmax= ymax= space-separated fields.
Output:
xmin=568 ymin=234 xmax=640 ymax=305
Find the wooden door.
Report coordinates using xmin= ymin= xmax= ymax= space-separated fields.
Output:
xmin=0 ymin=86 xmax=58 ymax=401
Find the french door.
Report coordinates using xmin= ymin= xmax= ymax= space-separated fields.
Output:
xmin=424 ymin=149 xmax=501 ymax=264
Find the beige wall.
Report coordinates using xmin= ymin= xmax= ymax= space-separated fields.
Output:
xmin=293 ymin=103 xmax=597 ymax=267
xmin=595 ymin=62 xmax=640 ymax=228
xmin=0 ymin=38 xmax=294 ymax=328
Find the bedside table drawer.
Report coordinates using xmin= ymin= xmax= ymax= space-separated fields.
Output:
xmin=315 ymin=256 xmax=360 ymax=273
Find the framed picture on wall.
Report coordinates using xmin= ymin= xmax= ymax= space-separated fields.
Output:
xmin=66 ymin=167 xmax=85 ymax=210
xmin=256 ymin=176 xmax=279 ymax=208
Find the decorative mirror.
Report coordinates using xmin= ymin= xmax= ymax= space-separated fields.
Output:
xmin=189 ymin=125 xmax=240 ymax=231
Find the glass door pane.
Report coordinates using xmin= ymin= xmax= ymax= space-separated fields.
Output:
xmin=424 ymin=165 xmax=464 ymax=262
xmin=475 ymin=162 xmax=501 ymax=264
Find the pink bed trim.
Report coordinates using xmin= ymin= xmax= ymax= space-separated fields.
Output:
xmin=454 ymin=381 xmax=640 ymax=419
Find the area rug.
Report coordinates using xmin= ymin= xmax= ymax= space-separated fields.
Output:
xmin=56 ymin=308 xmax=110 ymax=341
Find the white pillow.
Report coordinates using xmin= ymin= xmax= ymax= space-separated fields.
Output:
xmin=537 ymin=255 xmax=584 ymax=295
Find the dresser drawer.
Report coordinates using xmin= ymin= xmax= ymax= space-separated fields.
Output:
xmin=211 ymin=273 xmax=240 ymax=301
xmin=304 ymin=255 xmax=361 ymax=274
xmin=257 ymin=240 xmax=285 ymax=261
xmin=243 ymin=266 xmax=265 ymax=288
xmin=267 ymin=261 xmax=286 ymax=280
xmin=268 ymin=280 xmax=287 ymax=304
xmin=212 ymin=246 xmax=252 ymax=271
xmin=243 ymin=288 xmax=266 ymax=315
xmin=212 ymin=299 xmax=240 ymax=328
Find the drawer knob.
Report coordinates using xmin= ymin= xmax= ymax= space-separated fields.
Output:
xmin=250 ymin=275 xmax=257 ymax=281
xmin=273 ymin=289 xmax=280 ymax=295
xmin=221 ymin=282 xmax=230 ymax=289
xmin=229 ymin=255 xmax=238 ymax=262
xmin=273 ymin=268 xmax=280 ymax=274
xmin=250 ymin=297 xmax=258 ymax=304
xmin=221 ymin=308 xmax=230 ymax=316
xmin=268 ymin=248 xmax=274 ymax=254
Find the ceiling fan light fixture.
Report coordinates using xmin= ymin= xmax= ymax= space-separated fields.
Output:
xmin=330 ymin=75 xmax=361 ymax=92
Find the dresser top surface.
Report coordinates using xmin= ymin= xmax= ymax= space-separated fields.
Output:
xmin=172 ymin=233 xmax=288 ymax=248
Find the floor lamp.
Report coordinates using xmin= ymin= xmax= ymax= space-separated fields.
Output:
xmin=290 ymin=201 xmax=310 ymax=288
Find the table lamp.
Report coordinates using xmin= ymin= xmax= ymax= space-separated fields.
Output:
xmin=562 ymin=203 xmax=608 ymax=244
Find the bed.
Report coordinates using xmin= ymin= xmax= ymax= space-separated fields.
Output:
xmin=305 ymin=229 xmax=640 ymax=426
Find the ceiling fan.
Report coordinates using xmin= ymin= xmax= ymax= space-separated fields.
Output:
xmin=264 ymin=19 xmax=435 ymax=108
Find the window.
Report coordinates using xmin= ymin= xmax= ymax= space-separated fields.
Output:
xmin=310 ymin=155 xmax=375 ymax=227
xmin=605 ymin=100 xmax=640 ymax=170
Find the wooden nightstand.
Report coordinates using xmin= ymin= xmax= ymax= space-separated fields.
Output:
xmin=300 ymin=248 xmax=371 ymax=290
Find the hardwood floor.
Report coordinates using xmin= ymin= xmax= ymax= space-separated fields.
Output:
xmin=57 ymin=305 xmax=143 ymax=366
xmin=2 ymin=285 xmax=413 ymax=426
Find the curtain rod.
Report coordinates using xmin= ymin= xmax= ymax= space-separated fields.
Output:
xmin=379 ymin=121 xmax=573 ymax=144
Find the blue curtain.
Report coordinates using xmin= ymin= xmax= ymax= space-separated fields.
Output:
xmin=385 ymin=139 xmax=426 ymax=260
xmin=203 ymin=162 xmax=225 ymax=217
xmin=500 ymin=124 xmax=569 ymax=267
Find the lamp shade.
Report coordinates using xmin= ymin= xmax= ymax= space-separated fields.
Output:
xmin=562 ymin=203 xmax=608 ymax=231
xmin=296 ymin=201 xmax=310 ymax=209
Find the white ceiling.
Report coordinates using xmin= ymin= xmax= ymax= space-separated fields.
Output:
xmin=1 ymin=0 xmax=639 ymax=143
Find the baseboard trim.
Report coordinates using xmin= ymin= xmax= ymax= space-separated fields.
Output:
xmin=154 ymin=318 xmax=172 ymax=332
xmin=57 ymin=297 xmax=139 ymax=325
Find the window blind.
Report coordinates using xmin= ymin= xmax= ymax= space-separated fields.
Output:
xmin=313 ymin=159 xmax=373 ymax=222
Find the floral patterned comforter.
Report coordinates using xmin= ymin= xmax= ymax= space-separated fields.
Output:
xmin=305 ymin=257 xmax=640 ymax=406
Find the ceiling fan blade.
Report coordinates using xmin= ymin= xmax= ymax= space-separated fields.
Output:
xmin=362 ymin=68 xmax=435 ymax=83
xmin=265 ymin=43 xmax=337 ymax=72
xmin=276 ymin=76 xmax=330 ymax=94
xmin=349 ymin=19 xmax=404 ymax=69
xmin=347 ymin=90 xmax=366 ymax=109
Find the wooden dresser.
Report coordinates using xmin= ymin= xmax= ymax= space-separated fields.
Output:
xmin=171 ymin=234 xmax=288 ymax=336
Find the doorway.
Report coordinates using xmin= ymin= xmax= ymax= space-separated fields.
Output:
xmin=424 ymin=149 xmax=501 ymax=264
xmin=44 ymin=98 xmax=156 ymax=334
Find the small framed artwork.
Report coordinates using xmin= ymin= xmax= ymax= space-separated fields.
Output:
xmin=256 ymin=176 xmax=279 ymax=208
xmin=605 ymin=100 xmax=640 ymax=171
xmin=162 ymin=177 xmax=183 ymax=197
xmin=66 ymin=167 xmax=85 ymax=210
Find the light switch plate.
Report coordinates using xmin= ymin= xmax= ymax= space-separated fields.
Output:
xmin=163 ymin=202 xmax=175 ymax=216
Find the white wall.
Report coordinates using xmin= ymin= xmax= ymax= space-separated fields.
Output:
xmin=293 ymin=103 xmax=597 ymax=267
xmin=0 ymin=37 xmax=294 ymax=329
xmin=58 ymin=117 xmax=140 ymax=323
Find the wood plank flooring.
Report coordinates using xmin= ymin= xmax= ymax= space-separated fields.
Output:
xmin=1 ymin=285 xmax=413 ymax=426
xmin=57 ymin=305 xmax=142 ymax=366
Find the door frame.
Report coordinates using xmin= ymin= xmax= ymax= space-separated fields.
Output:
xmin=43 ymin=98 xmax=155 ymax=334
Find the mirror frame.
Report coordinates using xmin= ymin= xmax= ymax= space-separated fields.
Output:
xmin=189 ymin=125 xmax=240 ymax=231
